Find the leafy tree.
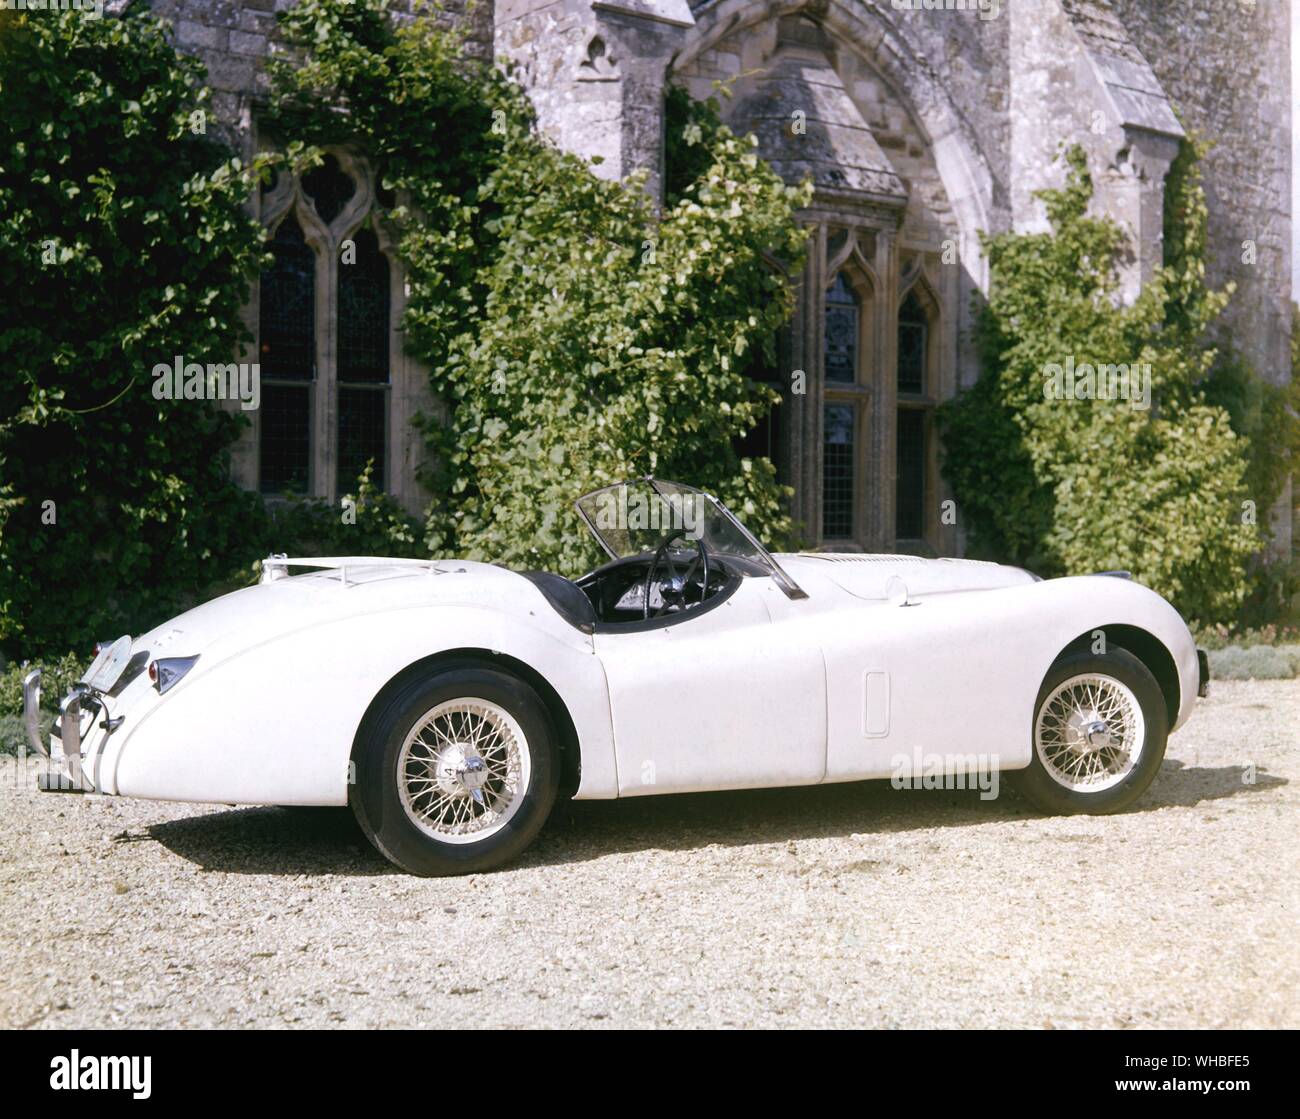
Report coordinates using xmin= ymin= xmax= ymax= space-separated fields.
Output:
xmin=0 ymin=0 xmax=807 ymax=663
xmin=937 ymin=145 xmax=1257 ymax=622
xmin=268 ymin=0 xmax=810 ymax=575
xmin=0 ymin=8 xmax=270 ymax=659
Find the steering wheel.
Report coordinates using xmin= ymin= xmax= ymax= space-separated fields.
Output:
xmin=643 ymin=529 xmax=710 ymax=620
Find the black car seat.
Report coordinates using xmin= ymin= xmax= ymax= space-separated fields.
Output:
xmin=520 ymin=571 xmax=599 ymax=632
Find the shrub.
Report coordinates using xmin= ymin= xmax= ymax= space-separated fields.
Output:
xmin=0 ymin=651 xmax=84 ymax=756
xmin=0 ymin=651 xmax=85 ymax=717
xmin=937 ymin=145 xmax=1258 ymax=623
xmin=1206 ymin=645 xmax=1300 ymax=681
xmin=1201 ymin=302 xmax=1300 ymax=627
xmin=264 ymin=463 xmax=425 ymax=561
xmin=1193 ymin=622 xmax=1300 ymax=650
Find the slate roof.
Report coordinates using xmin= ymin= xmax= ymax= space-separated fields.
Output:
xmin=1060 ymin=0 xmax=1184 ymax=137
xmin=731 ymin=49 xmax=909 ymax=203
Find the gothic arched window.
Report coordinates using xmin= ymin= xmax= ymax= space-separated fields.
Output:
xmin=822 ymin=403 xmax=855 ymax=540
xmin=824 ymin=272 xmax=859 ymax=384
xmin=254 ymin=151 xmax=408 ymax=504
xmin=302 ymin=154 xmax=356 ymax=226
xmin=897 ymin=292 xmax=927 ymax=394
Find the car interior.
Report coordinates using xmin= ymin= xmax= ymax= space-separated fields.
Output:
xmin=520 ymin=530 xmax=747 ymax=633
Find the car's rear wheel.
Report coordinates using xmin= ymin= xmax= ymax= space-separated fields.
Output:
xmin=350 ymin=665 xmax=558 ymax=876
xmin=1011 ymin=648 xmax=1168 ymax=815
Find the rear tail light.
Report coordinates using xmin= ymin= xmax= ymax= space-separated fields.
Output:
xmin=149 ymin=655 xmax=200 ymax=695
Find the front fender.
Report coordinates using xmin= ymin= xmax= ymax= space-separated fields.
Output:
xmin=1023 ymin=575 xmax=1200 ymax=733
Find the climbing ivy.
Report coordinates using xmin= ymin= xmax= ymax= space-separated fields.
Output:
xmin=267 ymin=0 xmax=811 ymax=575
xmin=0 ymin=7 xmax=271 ymax=659
xmin=937 ymin=145 xmax=1258 ymax=623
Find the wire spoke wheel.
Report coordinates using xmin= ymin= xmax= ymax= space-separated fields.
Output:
xmin=397 ymin=698 xmax=532 ymax=845
xmin=1034 ymin=673 xmax=1145 ymax=793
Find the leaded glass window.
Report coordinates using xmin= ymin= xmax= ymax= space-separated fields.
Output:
xmin=260 ymin=385 xmax=311 ymax=495
xmin=337 ymin=228 xmax=390 ymax=492
xmin=259 ymin=216 xmax=314 ymax=381
xmin=338 ymin=229 xmax=390 ymax=383
xmin=735 ymin=330 xmax=783 ymax=474
xmin=898 ymin=293 xmax=927 ymax=395
xmin=896 ymin=408 xmax=926 ymax=540
xmin=896 ymin=292 xmax=930 ymax=540
xmin=824 ymin=272 xmax=859 ymax=383
xmin=254 ymin=151 xmax=409 ymax=503
xmin=338 ymin=387 xmax=387 ymax=494
xmin=822 ymin=403 xmax=855 ymax=539
xmin=258 ymin=215 xmax=314 ymax=493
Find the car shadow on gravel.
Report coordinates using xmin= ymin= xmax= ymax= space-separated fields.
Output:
xmin=147 ymin=806 xmax=394 ymax=876
xmin=144 ymin=757 xmax=1285 ymax=876
xmin=1143 ymin=758 xmax=1287 ymax=808
xmin=521 ymin=759 xmax=1286 ymax=870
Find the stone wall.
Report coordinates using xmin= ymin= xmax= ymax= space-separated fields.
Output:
xmin=145 ymin=0 xmax=493 ymax=155
xmin=1111 ymin=0 xmax=1291 ymax=389
xmin=155 ymin=0 xmax=1291 ymax=384
xmin=856 ymin=1 xmax=1013 ymax=232
xmin=1112 ymin=0 xmax=1292 ymax=553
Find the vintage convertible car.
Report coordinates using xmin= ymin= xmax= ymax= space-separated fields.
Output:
xmin=25 ymin=478 xmax=1208 ymax=876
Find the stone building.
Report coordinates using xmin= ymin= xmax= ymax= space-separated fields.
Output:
xmin=152 ymin=0 xmax=1293 ymax=556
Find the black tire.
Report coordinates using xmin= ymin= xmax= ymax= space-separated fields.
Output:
xmin=349 ymin=664 xmax=558 ymax=876
xmin=1010 ymin=647 xmax=1168 ymax=815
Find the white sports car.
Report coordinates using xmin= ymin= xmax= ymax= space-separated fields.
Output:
xmin=25 ymin=478 xmax=1208 ymax=875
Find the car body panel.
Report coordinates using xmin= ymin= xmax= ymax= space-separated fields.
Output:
xmin=766 ymin=559 xmax=1197 ymax=783
xmin=594 ymin=577 xmax=826 ymax=795
xmin=95 ymin=563 xmax=620 ymax=803
xmin=40 ymin=548 xmax=1200 ymax=809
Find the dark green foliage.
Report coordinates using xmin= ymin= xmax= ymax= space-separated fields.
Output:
xmin=1203 ymin=304 xmax=1300 ymax=626
xmin=265 ymin=463 xmax=424 ymax=560
xmin=0 ymin=651 xmax=84 ymax=715
xmin=0 ymin=9 xmax=272 ymax=659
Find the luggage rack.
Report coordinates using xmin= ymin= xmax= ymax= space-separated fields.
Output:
xmin=259 ymin=555 xmax=456 ymax=588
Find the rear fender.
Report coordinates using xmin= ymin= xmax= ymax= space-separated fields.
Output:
xmin=106 ymin=604 xmax=616 ymax=805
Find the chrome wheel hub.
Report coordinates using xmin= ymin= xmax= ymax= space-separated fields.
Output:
xmin=434 ymin=744 xmax=490 ymax=800
xmin=1063 ymin=713 xmax=1115 ymax=754
xmin=1035 ymin=674 xmax=1144 ymax=792
xmin=397 ymin=699 xmax=532 ymax=844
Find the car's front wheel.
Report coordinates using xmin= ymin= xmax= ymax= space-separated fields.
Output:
xmin=350 ymin=665 xmax=559 ymax=876
xmin=1011 ymin=647 xmax=1168 ymax=815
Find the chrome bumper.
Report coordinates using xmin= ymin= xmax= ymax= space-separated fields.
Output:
xmin=22 ymin=669 xmax=44 ymax=757
xmin=24 ymin=668 xmax=93 ymax=793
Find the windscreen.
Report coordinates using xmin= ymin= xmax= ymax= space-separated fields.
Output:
xmin=575 ymin=479 xmax=806 ymax=598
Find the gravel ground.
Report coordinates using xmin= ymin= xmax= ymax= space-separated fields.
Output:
xmin=2 ymin=679 xmax=1296 ymax=1030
